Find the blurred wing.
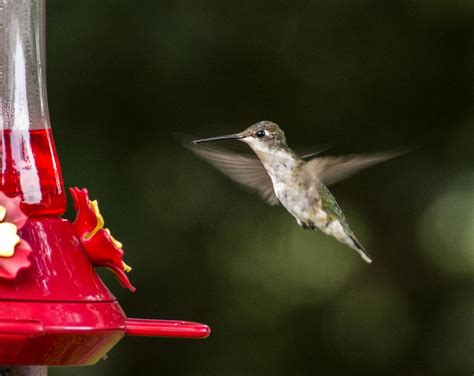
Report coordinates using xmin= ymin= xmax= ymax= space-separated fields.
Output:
xmin=179 ymin=135 xmax=279 ymax=205
xmin=300 ymin=144 xmax=333 ymax=160
xmin=304 ymin=148 xmax=411 ymax=186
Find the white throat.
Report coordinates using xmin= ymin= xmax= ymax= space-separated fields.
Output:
xmin=243 ymin=138 xmax=298 ymax=180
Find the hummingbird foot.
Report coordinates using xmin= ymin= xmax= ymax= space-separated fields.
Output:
xmin=297 ymin=219 xmax=316 ymax=230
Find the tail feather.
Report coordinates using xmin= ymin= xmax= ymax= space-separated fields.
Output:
xmin=349 ymin=235 xmax=372 ymax=264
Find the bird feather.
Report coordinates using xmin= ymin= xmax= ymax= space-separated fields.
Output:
xmin=179 ymin=134 xmax=279 ymax=205
xmin=303 ymin=148 xmax=411 ymax=186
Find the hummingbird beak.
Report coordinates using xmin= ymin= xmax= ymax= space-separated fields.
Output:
xmin=192 ymin=133 xmax=244 ymax=144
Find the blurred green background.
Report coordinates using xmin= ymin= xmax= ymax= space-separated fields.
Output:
xmin=47 ymin=0 xmax=473 ymax=375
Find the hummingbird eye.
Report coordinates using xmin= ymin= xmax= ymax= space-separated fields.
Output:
xmin=255 ymin=130 xmax=266 ymax=138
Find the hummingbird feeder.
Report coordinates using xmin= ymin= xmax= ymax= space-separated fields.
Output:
xmin=0 ymin=0 xmax=210 ymax=368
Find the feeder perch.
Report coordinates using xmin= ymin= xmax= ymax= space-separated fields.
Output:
xmin=0 ymin=0 xmax=210 ymax=369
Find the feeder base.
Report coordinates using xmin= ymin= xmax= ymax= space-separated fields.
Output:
xmin=0 ymin=366 xmax=47 ymax=376
xmin=0 ymin=300 xmax=125 ymax=366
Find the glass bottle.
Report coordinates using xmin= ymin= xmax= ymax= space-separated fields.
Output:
xmin=0 ymin=0 xmax=65 ymax=216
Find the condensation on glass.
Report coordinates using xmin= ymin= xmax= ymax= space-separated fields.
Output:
xmin=0 ymin=0 xmax=65 ymax=216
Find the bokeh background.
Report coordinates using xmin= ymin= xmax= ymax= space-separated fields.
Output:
xmin=47 ymin=0 xmax=473 ymax=375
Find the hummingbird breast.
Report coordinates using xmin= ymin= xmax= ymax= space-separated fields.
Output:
xmin=275 ymin=178 xmax=326 ymax=227
xmin=265 ymin=162 xmax=327 ymax=229
xmin=253 ymin=146 xmax=327 ymax=227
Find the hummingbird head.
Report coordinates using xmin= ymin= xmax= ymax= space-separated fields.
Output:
xmin=242 ymin=121 xmax=287 ymax=147
xmin=193 ymin=121 xmax=288 ymax=151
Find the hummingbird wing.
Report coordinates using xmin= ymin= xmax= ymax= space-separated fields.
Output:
xmin=300 ymin=145 xmax=333 ymax=160
xmin=181 ymin=136 xmax=279 ymax=205
xmin=304 ymin=148 xmax=410 ymax=186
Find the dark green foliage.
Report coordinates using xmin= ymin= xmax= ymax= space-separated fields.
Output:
xmin=47 ymin=0 xmax=473 ymax=375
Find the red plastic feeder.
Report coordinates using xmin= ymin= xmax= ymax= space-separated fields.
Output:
xmin=0 ymin=0 xmax=209 ymax=366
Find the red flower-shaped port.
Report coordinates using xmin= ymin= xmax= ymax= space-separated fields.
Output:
xmin=70 ymin=187 xmax=135 ymax=292
xmin=0 ymin=192 xmax=32 ymax=280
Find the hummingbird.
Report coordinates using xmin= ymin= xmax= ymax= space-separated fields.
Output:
xmin=185 ymin=121 xmax=408 ymax=263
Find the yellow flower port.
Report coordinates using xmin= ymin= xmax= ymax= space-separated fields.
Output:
xmin=86 ymin=200 xmax=132 ymax=273
xmin=0 ymin=205 xmax=21 ymax=258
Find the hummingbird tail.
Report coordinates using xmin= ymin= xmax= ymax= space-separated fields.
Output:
xmin=349 ymin=235 xmax=372 ymax=264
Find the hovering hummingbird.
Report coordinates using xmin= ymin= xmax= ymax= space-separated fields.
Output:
xmin=184 ymin=121 xmax=408 ymax=263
